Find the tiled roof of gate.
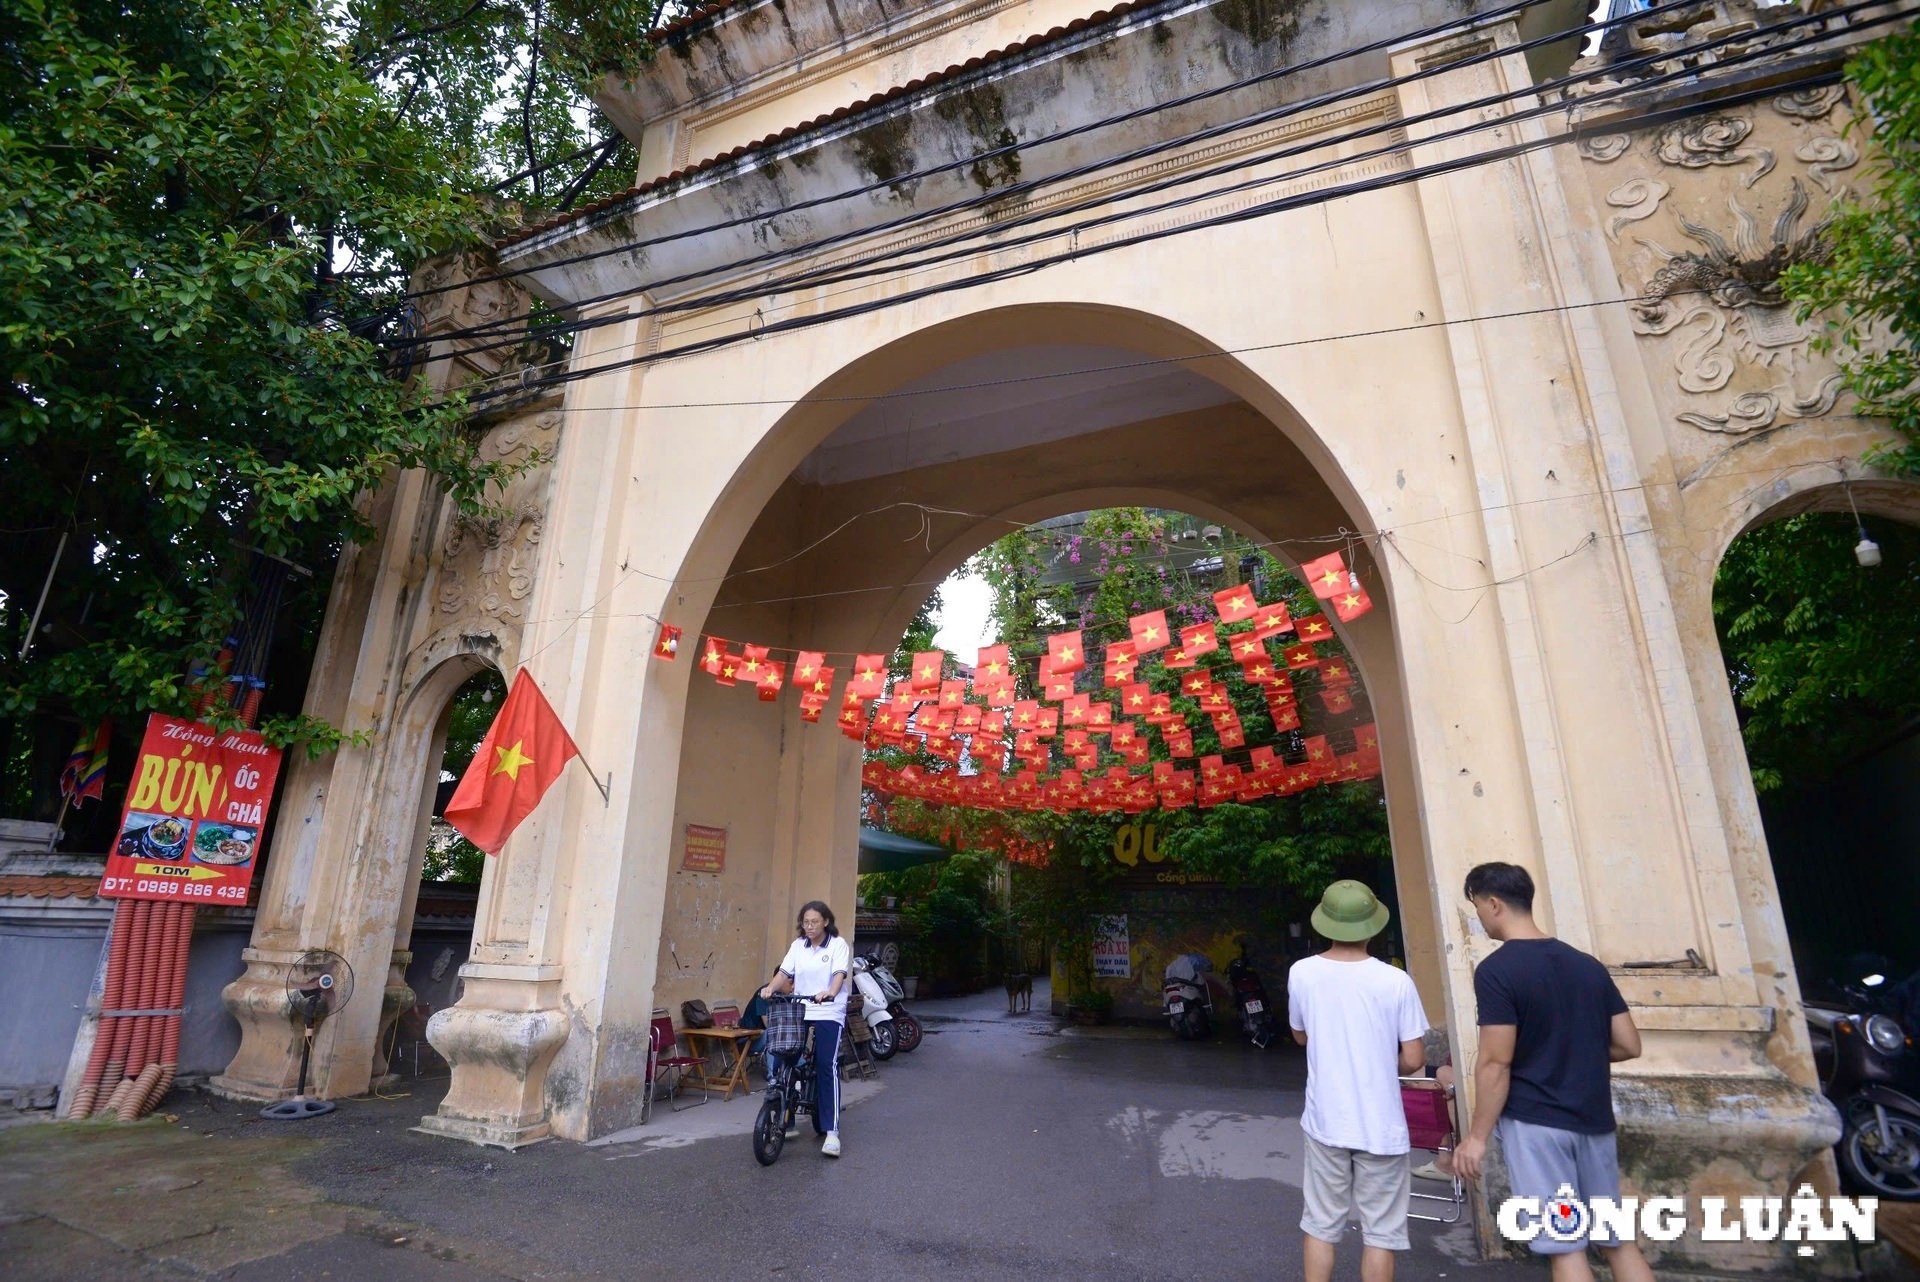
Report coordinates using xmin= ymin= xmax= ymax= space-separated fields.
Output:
xmin=498 ymin=1 xmax=1145 ymax=250
xmin=649 ymin=0 xmax=751 ymax=41
xmin=0 ymin=875 xmax=99 ymax=900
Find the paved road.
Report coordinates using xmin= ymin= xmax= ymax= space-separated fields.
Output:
xmin=2 ymin=984 xmax=1547 ymax=1281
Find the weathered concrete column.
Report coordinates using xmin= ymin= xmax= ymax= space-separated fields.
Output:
xmin=419 ymin=306 xmax=666 ymax=1144
xmin=1390 ymin=20 xmax=1839 ymax=1275
xmin=217 ymin=250 xmax=538 ymax=1106
xmin=212 ymin=469 xmax=452 ymax=1102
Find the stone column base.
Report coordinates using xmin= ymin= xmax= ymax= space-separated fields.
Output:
xmin=413 ymin=1108 xmax=554 ymax=1150
xmin=415 ymin=963 xmax=569 ymax=1150
xmin=208 ymin=947 xmax=305 ymax=1101
xmin=373 ymin=950 xmax=416 ymax=1082
xmin=1479 ymin=1072 xmax=1853 ymax=1277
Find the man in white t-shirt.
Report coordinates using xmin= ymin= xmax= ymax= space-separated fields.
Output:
xmin=1288 ymin=880 xmax=1429 ymax=1282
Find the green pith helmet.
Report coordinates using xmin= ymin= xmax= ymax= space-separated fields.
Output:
xmin=1310 ymin=879 xmax=1391 ymax=942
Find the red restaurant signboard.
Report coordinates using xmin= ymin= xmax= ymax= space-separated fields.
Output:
xmin=99 ymin=715 xmax=285 ymax=906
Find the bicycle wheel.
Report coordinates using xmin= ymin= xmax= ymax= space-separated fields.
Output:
xmin=752 ymin=1090 xmax=786 ymax=1166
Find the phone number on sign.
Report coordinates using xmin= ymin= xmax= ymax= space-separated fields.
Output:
xmin=100 ymin=877 xmax=249 ymax=901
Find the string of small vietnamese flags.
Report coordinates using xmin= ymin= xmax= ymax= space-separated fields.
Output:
xmin=647 ymin=550 xmax=1378 ymax=814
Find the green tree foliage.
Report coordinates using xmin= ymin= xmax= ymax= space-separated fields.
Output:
xmin=1784 ymin=29 xmax=1920 ymax=478
xmin=0 ymin=0 xmax=657 ymax=790
xmin=1713 ymin=513 xmax=1920 ymax=793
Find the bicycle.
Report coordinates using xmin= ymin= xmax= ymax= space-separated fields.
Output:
xmin=752 ymin=994 xmax=834 ymax=1166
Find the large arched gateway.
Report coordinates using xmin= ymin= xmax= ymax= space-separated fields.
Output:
xmin=211 ymin=0 xmax=1915 ymax=1271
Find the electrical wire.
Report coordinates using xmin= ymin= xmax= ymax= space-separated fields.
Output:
xmin=509 ymin=450 xmax=1867 ymax=670
xmin=459 ymin=46 xmax=1879 ymax=411
xmin=399 ymin=0 xmax=1739 ymax=363
xmin=468 ymin=289 xmax=1742 ymax=412
xmin=394 ymin=0 xmax=1610 ymax=308
xmin=409 ymin=0 xmax=1879 ymax=377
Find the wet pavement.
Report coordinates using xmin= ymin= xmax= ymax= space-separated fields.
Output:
xmin=0 ymin=981 xmax=1548 ymax=1280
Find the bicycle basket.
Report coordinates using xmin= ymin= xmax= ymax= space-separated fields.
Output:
xmin=763 ymin=997 xmax=807 ymax=1056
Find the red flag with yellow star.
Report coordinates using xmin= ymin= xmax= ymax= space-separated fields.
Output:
xmin=1212 ymin=584 xmax=1258 ymax=624
xmin=444 ymin=669 xmax=581 ymax=856
xmin=1129 ymin=610 xmax=1170 ymax=654
xmin=1300 ymin=551 xmax=1350 ymax=600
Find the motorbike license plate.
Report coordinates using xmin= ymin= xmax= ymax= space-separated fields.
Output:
xmin=1169 ymin=1001 xmax=1186 ymax=1013
xmin=1244 ymin=999 xmax=1264 ymax=1014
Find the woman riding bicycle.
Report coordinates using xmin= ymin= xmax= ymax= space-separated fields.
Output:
xmin=758 ymin=900 xmax=849 ymax=1157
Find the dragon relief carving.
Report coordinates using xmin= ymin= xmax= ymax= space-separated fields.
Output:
xmin=438 ymin=505 xmax=545 ymax=621
xmin=1591 ymin=89 xmax=1862 ymax=435
xmin=1630 ymin=178 xmax=1842 ymax=432
xmin=435 ymin=412 xmax=559 ymax=622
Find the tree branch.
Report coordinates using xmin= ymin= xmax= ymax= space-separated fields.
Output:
xmin=521 ymin=0 xmax=545 ymax=203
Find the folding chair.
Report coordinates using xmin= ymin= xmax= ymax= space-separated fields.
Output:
xmin=642 ymin=1008 xmax=709 ymax=1121
xmin=842 ymin=995 xmax=876 ymax=1080
xmin=1401 ymin=1076 xmax=1466 ymax=1223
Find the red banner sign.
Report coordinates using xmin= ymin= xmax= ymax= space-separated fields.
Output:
xmin=99 ymin=715 xmax=284 ymax=905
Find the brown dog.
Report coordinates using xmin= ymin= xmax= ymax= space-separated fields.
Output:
xmin=1004 ymin=972 xmax=1032 ymax=1014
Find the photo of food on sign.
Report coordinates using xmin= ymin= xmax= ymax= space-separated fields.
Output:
xmin=118 ymin=812 xmax=192 ymax=863
xmin=190 ymin=821 xmax=257 ymax=867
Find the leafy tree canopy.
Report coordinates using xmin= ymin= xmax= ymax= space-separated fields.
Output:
xmin=1785 ymin=28 xmax=1920 ymax=478
xmin=0 ymin=0 xmax=661 ymax=809
xmin=1713 ymin=513 xmax=1920 ymax=793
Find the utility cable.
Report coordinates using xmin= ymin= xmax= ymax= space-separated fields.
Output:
xmin=397 ymin=0 xmax=1724 ymax=361
xmin=462 ymin=50 xmax=1864 ymax=413
xmin=395 ymin=0 xmax=1605 ymax=307
xmin=435 ymin=1 xmax=1883 ymax=390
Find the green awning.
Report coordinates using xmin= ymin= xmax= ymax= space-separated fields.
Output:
xmin=858 ymin=826 xmax=953 ymax=874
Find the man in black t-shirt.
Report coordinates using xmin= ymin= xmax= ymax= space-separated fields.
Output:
xmin=1451 ymin=863 xmax=1653 ymax=1282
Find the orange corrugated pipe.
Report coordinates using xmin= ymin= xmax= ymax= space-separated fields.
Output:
xmin=103 ymin=900 xmax=167 ymax=1115
xmin=127 ymin=902 xmax=165 ymax=1075
xmin=142 ymin=903 xmax=194 ymax=1113
xmin=120 ymin=902 xmax=184 ymax=1119
xmin=67 ymin=899 xmax=134 ymax=1118
xmin=92 ymin=899 xmax=150 ymax=1113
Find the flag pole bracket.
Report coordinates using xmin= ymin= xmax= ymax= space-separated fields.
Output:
xmin=573 ymin=755 xmax=611 ymax=806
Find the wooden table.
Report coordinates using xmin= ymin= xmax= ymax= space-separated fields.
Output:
xmin=681 ymin=1026 xmax=760 ymax=1101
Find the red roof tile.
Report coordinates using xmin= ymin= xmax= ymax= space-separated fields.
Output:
xmin=499 ymin=2 xmax=1145 ymax=250
xmin=649 ymin=0 xmax=750 ymax=41
xmin=0 ymin=875 xmax=100 ymax=900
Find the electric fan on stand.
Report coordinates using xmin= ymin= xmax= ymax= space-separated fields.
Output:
xmin=260 ymin=949 xmax=355 ymax=1121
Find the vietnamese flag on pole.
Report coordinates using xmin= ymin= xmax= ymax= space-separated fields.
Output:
xmin=444 ymin=670 xmax=580 ymax=855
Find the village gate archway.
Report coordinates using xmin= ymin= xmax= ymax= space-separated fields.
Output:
xmin=211 ymin=1 xmax=1914 ymax=1272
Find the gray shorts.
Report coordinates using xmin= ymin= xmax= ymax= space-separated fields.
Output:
xmin=1496 ymin=1116 xmax=1623 ymax=1254
xmin=1300 ymin=1134 xmax=1411 ymax=1251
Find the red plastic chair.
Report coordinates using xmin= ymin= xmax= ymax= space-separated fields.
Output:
xmin=1401 ymin=1077 xmax=1465 ymax=1223
xmin=642 ymin=1009 xmax=709 ymax=1121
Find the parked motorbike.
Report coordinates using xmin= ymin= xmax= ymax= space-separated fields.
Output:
xmin=1226 ymin=949 xmax=1279 ymax=1049
xmin=1162 ymin=953 xmax=1214 ymax=1040
xmin=1806 ymin=967 xmax=1920 ymax=1200
xmin=858 ymin=953 xmax=923 ymax=1053
xmin=850 ymin=956 xmax=898 ymax=1060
